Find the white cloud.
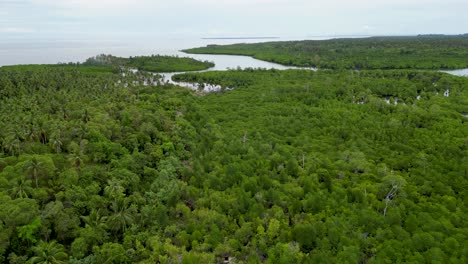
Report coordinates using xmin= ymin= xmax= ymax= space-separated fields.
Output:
xmin=23 ymin=0 xmax=468 ymax=19
xmin=31 ymin=0 xmax=158 ymax=10
xmin=1 ymin=0 xmax=467 ymax=38
xmin=0 ymin=27 xmax=34 ymax=33
xmin=363 ymin=25 xmax=376 ymax=31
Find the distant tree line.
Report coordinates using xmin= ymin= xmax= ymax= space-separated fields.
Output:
xmin=84 ymin=54 xmax=214 ymax=72
xmin=184 ymin=35 xmax=468 ymax=70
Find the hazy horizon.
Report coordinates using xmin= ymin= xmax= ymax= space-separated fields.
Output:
xmin=0 ymin=35 xmax=361 ymax=66
xmin=1 ymin=0 xmax=467 ymax=41
xmin=2 ymin=0 xmax=467 ymax=66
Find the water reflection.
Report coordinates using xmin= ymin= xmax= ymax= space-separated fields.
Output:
xmin=157 ymin=53 xmax=313 ymax=92
xmin=0 ymin=36 xmax=328 ymax=66
xmin=442 ymin=68 xmax=468 ymax=77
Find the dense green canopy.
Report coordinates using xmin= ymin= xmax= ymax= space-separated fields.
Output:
xmin=0 ymin=40 xmax=467 ymax=263
xmin=84 ymin=54 xmax=214 ymax=72
xmin=184 ymin=35 xmax=468 ymax=70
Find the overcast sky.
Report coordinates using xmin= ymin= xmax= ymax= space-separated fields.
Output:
xmin=1 ymin=0 xmax=467 ymax=40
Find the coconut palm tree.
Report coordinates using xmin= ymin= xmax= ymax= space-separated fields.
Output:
xmin=8 ymin=178 xmax=33 ymax=198
xmin=29 ymin=241 xmax=68 ymax=264
xmin=80 ymin=209 xmax=109 ymax=245
xmin=4 ymin=132 xmax=21 ymax=156
xmin=107 ymin=198 xmax=135 ymax=235
xmin=68 ymin=152 xmax=83 ymax=171
xmin=37 ymin=119 xmax=49 ymax=144
xmin=104 ymin=179 xmax=125 ymax=209
xmin=26 ymin=157 xmax=42 ymax=188
xmin=50 ymin=135 xmax=63 ymax=154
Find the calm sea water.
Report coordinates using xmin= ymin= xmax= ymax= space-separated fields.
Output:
xmin=1 ymin=36 xmax=466 ymax=77
xmin=0 ymin=36 xmax=328 ymax=68
xmin=442 ymin=68 xmax=468 ymax=77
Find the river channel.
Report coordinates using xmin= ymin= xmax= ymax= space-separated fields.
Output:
xmin=157 ymin=51 xmax=468 ymax=92
xmin=157 ymin=52 xmax=313 ymax=92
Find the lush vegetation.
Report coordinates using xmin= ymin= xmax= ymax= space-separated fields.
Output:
xmin=0 ymin=64 xmax=200 ymax=263
xmin=84 ymin=54 xmax=214 ymax=72
xmin=1 ymin=35 xmax=468 ymax=263
xmin=0 ymin=61 xmax=467 ymax=263
xmin=0 ymin=64 xmax=119 ymax=75
xmin=184 ymin=35 xmax=468 ymax=70
xmin=177 ymin=69 xmax=468 ymax=264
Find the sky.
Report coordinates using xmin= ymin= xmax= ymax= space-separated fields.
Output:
xmin=1 ymin=0 xmax=467 ymax=40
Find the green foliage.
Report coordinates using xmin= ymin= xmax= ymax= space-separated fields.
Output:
xmin=173 ymin=68 xmax=467 ymax=262
xmin=1 ymin=64 xmax=117 ymax=75
xmin=93 ymin=243 xmax=128 ymax=264
xmin=29 ymin=241 xmax=68 ymax=264
xmin=84 ymin=54 xmax=214 ymax=72
xmin=0 ymin=64 xmax=195 ymax=261
xmin=0 ymin=38 xmax=467 ymax=263
xmin=17 ymin=217 xmax=41 ymax=244
xmin=184 ymin=35 xmax=468 ymax=69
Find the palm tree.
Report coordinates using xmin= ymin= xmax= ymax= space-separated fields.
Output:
xmin=82 ymin=109 xmax=91 ymax=123
xmin=26 ymin=157 xmax=42 ymax=188
xmin=81 ymin=209 xmax=108 ymax=228
xmin=76 ymin=124 xmax=88 ymax=141
xmin=80 ymin=209 xmax=109 ymax=245
xmin=37 ymin=119 xmax=49 ymax=144
xmin=107 ymin=198 xmax=135 ymax=235
xmin=4 ymin=132 xmax=21 ymax=156
xmin=0 ymin=133 xmax=5 ymax=155
xmin=29 ymin=241 xmax=68 ymax=264
xmin=104 ymin=179 xmax=125 ymax=208
xmin=8 ymin=178 xmax=33 ymax=198
xmin=68 ymin=152 xmax=83 ymax=171
xmin=51 ymin=136 xmax=63 ymax=154
xmin=25 ymin=125 xmax=38 ymax=142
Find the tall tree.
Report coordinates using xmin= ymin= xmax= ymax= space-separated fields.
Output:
xmin=29 ymin=241 xmax=68 ymax=264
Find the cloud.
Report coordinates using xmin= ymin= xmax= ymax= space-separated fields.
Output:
xmin=1 ymin=0 xmax=467 ymax=38
xmin=20 ymin=0 xmax=468 ymax=20
xmin=363 ymin=25 xmax=376 ymax=31
xmin=0 ymin=27 xmax=34 ymax=33
xmin=31 ymin=0 xmax=158 ymax=10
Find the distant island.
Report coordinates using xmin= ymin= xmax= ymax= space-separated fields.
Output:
xmin=417 ymin=33 xmax=468 ymax=37
xmin=187 ymin=35 xmax=468 ymax=70
xmin=202 ymin=37 xmax=280 ymax=40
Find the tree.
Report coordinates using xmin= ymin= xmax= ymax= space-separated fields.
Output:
xmin=0 ymin=195 xmax=40 ymax=228
xmin=107 ymin=198 xmax=135 ymax=235
xmin=292 ymin=224 xmax=318 ymax=252
xmin=22 ymin=155 xmax=56 ymax=189
xmin=317 ymin=168 xmax=332 ymax=192
xmin=80 ymin=209 xmax=109 ymax=238
xmin=3 ymin=131 xmax=21 ymax=156
xmin=381 ymin=174 xmax=406 ymax=216
xmin=50 ymin=135 xmax=63 ymax=154
xmin=17 ymin=217 xmax=42 ymax=245
xmin=68 ymin=152 xmax=83 ymax=172
xmin=25 ymin=157 xmax=43 ymax=188
xmin=104 ymin=179 xmax=125 ymax=209
xmin=29 ymin=241 xmax=68 ymax=264
xmin=94 ymin=242 xmax=128 ymax=264
xmin=8 ymin=178 xmax=33 ymax=199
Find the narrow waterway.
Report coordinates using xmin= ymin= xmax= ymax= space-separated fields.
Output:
xmin=158 ymin=52 xmax=314 ymax=92
xmin=158 ymin=51 xmax=468 ymax=92
xmin=442 ymin=68 xmax=468 ymax=77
